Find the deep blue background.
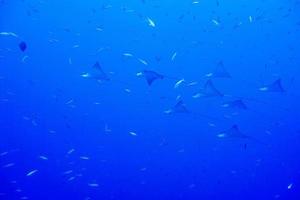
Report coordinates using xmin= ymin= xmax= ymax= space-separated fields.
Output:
xmin=1 ymin=0 xmax=300 ymax=199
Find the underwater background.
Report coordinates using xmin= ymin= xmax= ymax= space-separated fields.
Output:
xmin=1 ymin=0 xmax=300 ymax=199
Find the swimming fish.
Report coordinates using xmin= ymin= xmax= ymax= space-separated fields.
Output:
xmin=0 ymin=32 xmax=19 ymax=37
xmin=147 ymin=17 xmax=156 ymax=27
xmin=123 ymin=53 xmax=134 ymax=57
xmin=138 ymin=58 xmax=148 ymax=65
xmin=212 ymin=19 xmax=220 ymax=26
xmin=26 ymin=169 xmax=38 ymax=177
xmin=174 ymin=79 xmax=185 ymax=89
xmin=38 ymin=156 xmax=48 ymax=160
xmin=171 ymin=52 xmax=177 ymax=61
xmin=129 ymin=131 xmax=137 ymax=136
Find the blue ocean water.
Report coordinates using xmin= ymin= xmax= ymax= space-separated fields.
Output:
xmin=1 ymin=0 xmax=300 ymax=199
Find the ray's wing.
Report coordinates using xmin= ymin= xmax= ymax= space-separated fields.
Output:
xmin=218 ymin=125 xmax=267 ymax=145
xmin=194 ymin=79 xmax=223 ymax=98
xmin=212 ymin=61 xmax=231 ymax=78
xmin=143 ymin=70 xmax=164 ymax=86
xmin=222 ymin=99 xmax=248 ymax=110
xmin=260 ymin=78 xmax=285 ymax=92
xmin=91 ymin=62 xmax=110 ymax=81
xmin=172 ymin=100 xmax=189 ymax=113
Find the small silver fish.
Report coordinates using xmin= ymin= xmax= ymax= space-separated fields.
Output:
xmin=26 ymin=169 xmax=38 ymax=177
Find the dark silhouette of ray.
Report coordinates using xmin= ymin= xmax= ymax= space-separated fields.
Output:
xmin=143 ymin=70 xmax=164 ymax=86
xmin=259 ymin=78 xmax=285 ymax=92
xmin=165 ymin=100 xmax=189 ymax=114
xmin=90 ymin=62 xmax=110 ymax=81
xmin=193 ymin=79 xmax=223 ymax=98
xmin=19 ymin=41 xmax=27 ymax=52
xmin=211 ymin=61 xmax=231 ymax=78
xmin=222 ymin=99 xmax=247 ymax=110
xmin=164 ymin=99 xmax=225 ymax=122
xmin=217 ymin=125 xmax=266 ymax=145
xmin=173 ymin=100 xmax=189 ymax=113
xmin=224 ymin=94 xmax=290 ymax=113
xmin=217 ymin=125 xmax=248 ymax=138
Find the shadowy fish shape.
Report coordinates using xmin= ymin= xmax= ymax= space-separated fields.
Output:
xmin=206 ymin=61 xmax=231 ymax=78
xmin=165 ymin=100 xmax=189 ymax=114
xmin=81 ymin=62 xmax=110 ymax=81
xmin=217 ymin=125 xmax=249 ymax=139
xmin=19 ymin=41 xmax=27 ymax=52
xmin=164 ymin=99 xmax=222 ymax=121
xmin=193 ymin=79 xmax=223 ymax=98
xmin=259 ymin=79 xmax=285 ymax=92
xmin=142 ymin=70 xmax=164 ymax=86
xmin=222 ymin=99 xmax=247 ymax=110
xmin=217 ymin=124 xmax=266 ymax=145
